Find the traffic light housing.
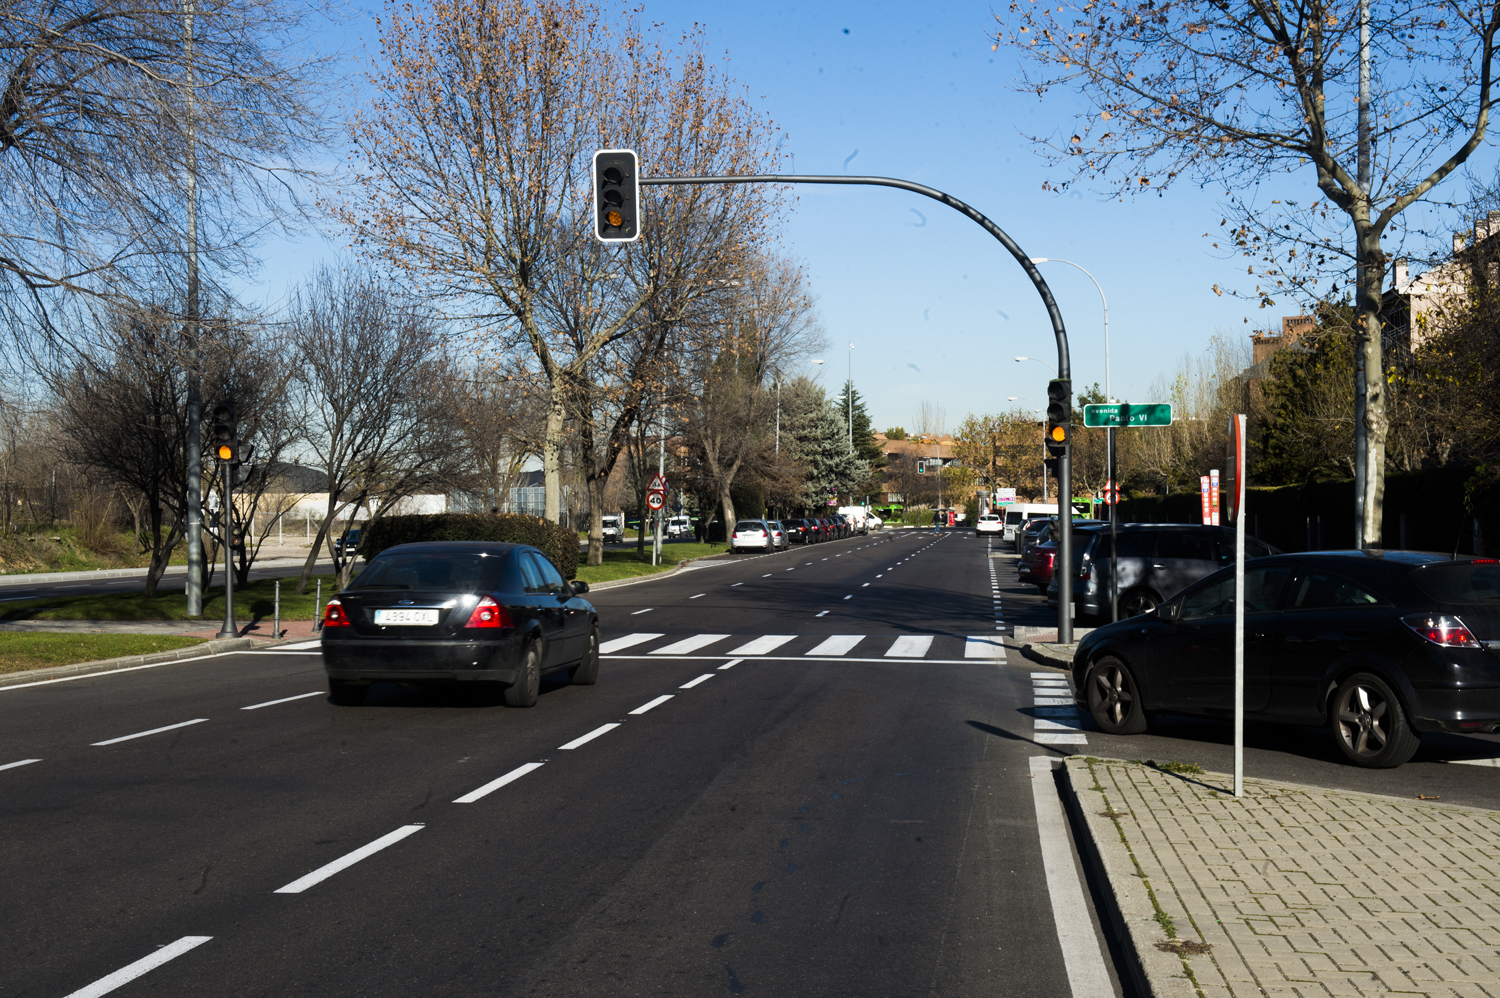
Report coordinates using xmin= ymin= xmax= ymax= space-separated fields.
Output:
xmin=593 ymin=149 xmax=640 ymax=242
xmin=1045 ymin=378 xmax=1071 ymax=458
xmin=209 ymin=403 xmax=238 ymax=463
xmin=1044 ymin=456 xmax=1060 ymax=479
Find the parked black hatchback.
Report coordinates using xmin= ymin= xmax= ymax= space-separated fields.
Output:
xmin=321 ymin=541 xmax=598 ymax=708
xmin=1071 ymin=551 xmax=1500 ymax=768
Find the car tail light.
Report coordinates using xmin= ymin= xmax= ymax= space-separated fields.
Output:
xmin=1043 ymin=552 xmax=1055 ymax=569
xmin=465 ymin=595 xmax=514 ymax=629
xmin=1403 ymin=614 xmax=1479 ymax=648
xmin=323 ymin=599 xmax=351 ymax=628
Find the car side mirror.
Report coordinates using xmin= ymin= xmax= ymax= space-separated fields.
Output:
xmin=569 ymin=579 xmax=589 ymax=595
xmin=1158 ymin=602 xmax=1178 ymax=621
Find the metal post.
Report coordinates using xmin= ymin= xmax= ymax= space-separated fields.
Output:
xmin=1110 ymin=415 xmax=1119 ymax=622
xmin=273 ymin=580 xmax=280 ymax=640
xmin=315 ymin=579 xmax=323 ymax=630
xmin=216 ymin=461 xmax=236 ymax=639
xmin=847 ymin=343 xmax=854 ymax=453
xmin=183 ymin=0 xmax=204 ymax=618
xmin=1354 ymin=0 xmax=1371 ymax=548
xmin=1232 ymin=414 xmax=1247 ymax=798
xmin=654 ymin=419 xmax=664 ymax=566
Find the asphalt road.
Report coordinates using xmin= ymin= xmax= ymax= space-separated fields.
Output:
xmin=2 ymin=528 xmax=1129 ymax=998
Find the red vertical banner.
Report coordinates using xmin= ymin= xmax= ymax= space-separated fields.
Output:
xmin=1200 ymin=475 xmax=1212 ymax=525
xmin=1210 ymin=469 xmax=1221 ymax=526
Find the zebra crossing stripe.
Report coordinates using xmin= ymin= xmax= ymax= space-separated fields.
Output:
xmin=885 ymin=635 xmax=934 ymax=657
xmin=806 ymin=635 xmax=863 ymax=656
xmin=599 ymin=633 xmax=663 ymax=654
xmin=727 ymin=634 xmax=797 ymax=656
xmin=650 ymin=634 xmax=731 ymax=655
xmin=963 ymin=635 xmax=1007 ymax=660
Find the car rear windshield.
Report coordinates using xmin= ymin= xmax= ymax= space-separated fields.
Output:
xmin=735 ymin=521 xmax=765 ymax=531
xmin=1411 ymin=562 xmax=1500 ymax=604
xmin=350 ymin=552 xmax=507 ymax=591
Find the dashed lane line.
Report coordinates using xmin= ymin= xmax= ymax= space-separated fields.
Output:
xmin=273 ymin=824 xmax=425 ymax=894
xmin=558 ymin=723 xmax=621 ymax=750
xmin=453 ymin=762 xmax=545 ymax=803
xmin=91 ymin=718 xmax=210 ymax=747
xmin=61 ymin=935 xmax=214 ymax=998
xmin=241 ymin=692 xmax=322 ymax=711
xmin=1 ymin=758 xmax=41 ymax=772
xmin=678 ymin=673 xmax=715 ymax=689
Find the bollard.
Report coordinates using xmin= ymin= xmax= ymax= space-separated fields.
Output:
xmin=315 ymin=579 xmax=322 ymax=631
xmin=274 ymin=580 xmax=281 ymax=640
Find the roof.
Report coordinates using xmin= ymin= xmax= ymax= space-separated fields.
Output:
xmin=377 ymin=541 xmax=525 ymax=554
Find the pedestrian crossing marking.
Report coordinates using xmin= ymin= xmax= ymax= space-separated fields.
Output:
xmin=806 ymin=635 xmax=864 ymax=656
xmin=651 ymin=634 xmax=731 ymax=655
xmin=886 ymin=635 xmax=934 ymax=657
xmin=727 ymin=634 xmax=797 ymax=656
xmin=963 ymin=635 xmax=1007 ymax=660
xmin=1035 ymin=732 xmax=1089 ymax=744
xmin=599 ymin=633 xmax=663 ymax=654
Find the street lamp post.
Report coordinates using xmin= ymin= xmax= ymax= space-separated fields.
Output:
xmin=1031 ymin=257 xmax=1117 ymax=622
xmin=847 ymin=342 xmax=854 ymax=454
xmin=1008 ymin=397 xmax=1047 ymax=502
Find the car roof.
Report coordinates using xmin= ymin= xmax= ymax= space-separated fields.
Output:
xmin=378 ymin=541 xmax=524 ymax=555
xmin=1252 ymin=549 xmax=1485 ymax=567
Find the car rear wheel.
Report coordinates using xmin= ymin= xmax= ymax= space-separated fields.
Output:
xmin=1331 ymin=673 xmax=1420 ymax=768
xmin=1085 ymin=656 xmax=1148 ymax=735
xmin=1118 ymin=588 xmax=1159 ymax=618
xmin=570 ymin=627 xmax=600 ymax=685
xmin=328 ymin=680 xmax=368 ymax=706
xmin=503 ymin=642 xmax=542 ymax=708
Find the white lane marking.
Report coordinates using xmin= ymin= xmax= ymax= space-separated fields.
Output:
xmin=717 ymin=659 xmax=743 ymax=670
xmin=1035 ymin=696 xmax=1074 ymax=706
xmin=278 ymin=639 xmax=322 ymax=651
xmin=453 ymin=762 xmax=544 ymax=803
xmin=62 ymin=935 xmax=214 ymax=998
xmin=0 ymin=758 xmax=41 ymax=772
xmin=806 ymin=562 xmax=813 ymax=566
xmin=631 ymin=608 xmax=655 ymax=615
xmin=92 ymin=718 xmax=209 ymax=747
xmin=1029 ymin=756 xmax=1115 ymax=997
xmin=1035 ymin=732 xmax=1090 ymax=744
xmin=1034 ymin=679 xmax=1070 ymax=687
xmin=689 ymin=593 xmax=706 ymax=599
xmin=274 ymin=824 xmax=425 ymax=893
xmin=885 ymin=635 xmax=934 ymax=657
xmin=785 ymin=568 xmax=795 ymax=571
xmin=0 ymin=652 xmax=235 ymax=693
xmin=1035 ymin=717 xmax=1089 ymax=731
xmin=1448 ymin=757 xmax=1500 ymax=767
xmin=963 ymin=635 xmax=1008 ymax=660
xmin=558 ymin=723 xmax=621 ymax=750
xmin=679 ymin=673 xmax=715 ymax=689
xmin=861 ymin=583 xmax=870 ymax=587
xmin=806 ymin=635 xmax=863 ymax=656
xmin=1031 ymin=672 xmax=1061 ymax=678
xmin=629 ymin=695 xmax=674 ymax=714
xmin=815 ymin=611 xmax=829 ymax=618
xmin=762 ymin=573 xmax=773 ymax=578
xmin=599 ymin=633 xmax=663 ymax=654
xmin=727 ymin=634 xmax=797 ymax=656
xmin=242 ymin=692 xmax=322 ymax=710
xmin=843 ymin=595 xmax=853 ymax=600
xmin=876 ymin=574 xmax=883 ymax=578
xmin=731 ymin=583 xmax=744 ymax=587
xmin=651 ymin=633 xmax=730 ymax=655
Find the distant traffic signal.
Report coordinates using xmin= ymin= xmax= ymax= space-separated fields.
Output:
xmin=593 ymin=149 xmax=640 ymax=242
xmin=1045 ymin=379 xmax=1071 ymax=458
xmin=209 ymin=403 xmax=238 ymax=463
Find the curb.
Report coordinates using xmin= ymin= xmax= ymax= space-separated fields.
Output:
xmin=1020 ymin=642 xmax=1076 ymax=668
xmin=0 ymin=636 xmax=260 ymax=689
xmin=585 ymin=560 xmax=698 ymax=591
xmin=1063 ymin=758 xmax=1197 ymax=998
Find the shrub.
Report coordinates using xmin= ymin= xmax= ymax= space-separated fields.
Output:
xmin=362 ymin=513 xmax=579 ymax=580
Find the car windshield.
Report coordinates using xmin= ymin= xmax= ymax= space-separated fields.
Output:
xmin=349 ymin=552 xmax=504 ymax=591
xmin=735 ymin=521 xmax=765 ymax=531
xmin=1411 ymin=562 xmax=1500 ymax=604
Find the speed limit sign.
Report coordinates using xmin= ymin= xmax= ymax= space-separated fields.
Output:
xmin=646 ymin=491 xmax=665 ymax=511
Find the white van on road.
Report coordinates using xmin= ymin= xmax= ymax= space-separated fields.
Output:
xmin=999 ymin=502 xmax=1089 ymax=542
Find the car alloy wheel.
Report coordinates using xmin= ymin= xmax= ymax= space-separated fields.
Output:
xmin=1085 ymin=656 xmax=1148 ymax=735
xmin=1118 ymin=589 xmax=1159 ymax=618
xmin=503 ymin=641 xmax=542 ymax=708
xmin=1331 ymin=673 xmax=1420 ymax=768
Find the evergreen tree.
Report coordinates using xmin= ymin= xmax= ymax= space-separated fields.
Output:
xmin=780 ymin=377 xmax=870 ymax=510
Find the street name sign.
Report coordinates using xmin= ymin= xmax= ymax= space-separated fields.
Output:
xmin=1082 ymin=403 xmax=1173 ymax=428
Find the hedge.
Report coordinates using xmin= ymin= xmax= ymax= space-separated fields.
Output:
xmin=361 ymin=513 xmax=580 ymax=580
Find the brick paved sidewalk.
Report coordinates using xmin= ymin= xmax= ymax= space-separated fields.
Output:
xmin=1067 ymin=756 xmax=1500 ymax=998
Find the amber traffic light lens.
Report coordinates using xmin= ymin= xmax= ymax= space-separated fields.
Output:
xmin=1050 ymin=426 xmax=1066 ymax=442
xmin=217 ymin=444 xmax=234 ymax=460
xmin=606 ymin=209 xmax=623 ymax=227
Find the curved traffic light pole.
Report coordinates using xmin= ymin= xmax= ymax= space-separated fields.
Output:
xmin=639 ymin=172 xmax=1075 ymax=642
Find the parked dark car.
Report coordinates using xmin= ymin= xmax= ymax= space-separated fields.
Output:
xmin=1014 ymin=517 xmax=1051 ymax=554
xmin=782 ymin=518 xmax=813 ymax=543
xmin=333 ymin=528 xmax=362 ymax=557
xmin=1018 ymin=538 xmax=1058 ymax=593
xmin=1072 ymin=551 xmax=1500 ymax=768
xmin=810 ymin=518 xmax=828 ymax=541
xmin=1048 ymin=524 xmax=1281 ymax=620
xmin=321 ymin=542 xmax=597 ymax=708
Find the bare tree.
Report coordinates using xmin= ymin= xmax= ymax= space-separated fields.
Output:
xmin=997 ymin=0 xmax=1500 ymax=544
xmin=288 ymin=266 xmax=467 ymax=591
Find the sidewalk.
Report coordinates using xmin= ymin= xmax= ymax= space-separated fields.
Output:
xmin=1067 ymin=756 xmax=1500 ymax=998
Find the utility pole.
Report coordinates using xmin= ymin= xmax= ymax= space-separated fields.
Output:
xmin=847 ymin=343 xmax=854 ymax=453
xmin=1353 ymin=0 xmax=1371 ymax=548
xmin=183 ymin=0 xmax=204 ymax=615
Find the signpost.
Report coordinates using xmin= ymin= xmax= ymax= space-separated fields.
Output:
xmin=1227 ymin=415 xmax=1248 ymax=799
xmin=1082 ymin=402 xmax=1173 ymax=428
xmin=647 ymin=473 xmax=667 ymax=565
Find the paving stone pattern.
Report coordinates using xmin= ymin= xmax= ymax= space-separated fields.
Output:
xmin=1085 ymin=757 xmax=1500 ymax=998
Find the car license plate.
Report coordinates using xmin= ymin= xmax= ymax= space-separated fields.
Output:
xmin=374 ymin=609 xmax=440 ymax=626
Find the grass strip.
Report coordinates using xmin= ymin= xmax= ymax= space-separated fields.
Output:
xmin=0 ymin=633 xmax=208 ymax=674
xmin=573 ymin=544 xmax=729 ymax=584
xmin=0 ymin=575 xmax=337 ymax=623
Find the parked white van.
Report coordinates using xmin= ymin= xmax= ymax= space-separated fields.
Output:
xmin=999 ymin=502 xmax=1089 ymax=542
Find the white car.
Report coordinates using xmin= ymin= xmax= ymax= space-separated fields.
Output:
xmin=730 ymin=519 xmax=773 ymax=553
xmin=666 ymin=515 xmax=692 ymax=538
xmin=975 ymin=513 xmax=1003 ymax=536
xmin=601 ymin=515 xmax=624 ymax=543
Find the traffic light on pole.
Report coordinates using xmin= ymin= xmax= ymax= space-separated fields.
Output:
xmin=1045 ymin=378 xmax=1071 ymax=458
xmin=593 ymin=149 xmax=640 ymax=242
xmin=209 ymin=403 xmax=238 ymax=464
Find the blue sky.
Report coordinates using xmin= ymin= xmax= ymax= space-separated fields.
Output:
xmin=244 ymin=0 xmax=1490 ymax=434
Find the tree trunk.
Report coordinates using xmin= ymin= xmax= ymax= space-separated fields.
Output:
xmin=720 ymin=482 xmax=736 ymax=540
xmin=1357 ymin=234 xmax=1388 ymax=547
xmin=586 ymin=475 xmax=606 ymax=567
xmin=543 ymin=383 xmax=566 ymax=524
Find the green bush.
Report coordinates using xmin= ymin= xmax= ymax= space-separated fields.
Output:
xmin=362 ymin=513 xmax=580 ymax=580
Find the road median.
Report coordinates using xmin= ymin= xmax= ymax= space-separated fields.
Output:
xmin=1065 ymin=755 xmax=1500 ymax=998
xmin=0 ymin=634 xmax=259 ymax=689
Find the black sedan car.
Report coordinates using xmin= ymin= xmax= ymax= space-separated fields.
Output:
xmin=321 ymin=541 xmax=598 ymax=708
xmin=1072 ymin=551 xmax=1500 ymax=768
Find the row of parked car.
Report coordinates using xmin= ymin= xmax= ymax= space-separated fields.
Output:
xmin=729 ymin=515 xmax=866 ymax=552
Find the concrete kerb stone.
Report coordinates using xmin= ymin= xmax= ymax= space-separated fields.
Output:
xmin=1065 ymin=757 xmax=1201 ymax=998
xmin=0 ymin=635 xmax=260 ymax=690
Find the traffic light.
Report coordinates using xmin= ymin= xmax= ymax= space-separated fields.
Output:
xmin=1044 ymin=456 xmax=1060 ymax=479
xmin=593 ymin=149 xmax=640 ymax=242
xmin=209 ymin=403 xmax=238 ymax=463
xmin=1045 ymin=378 xmax=1071 ymax=458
